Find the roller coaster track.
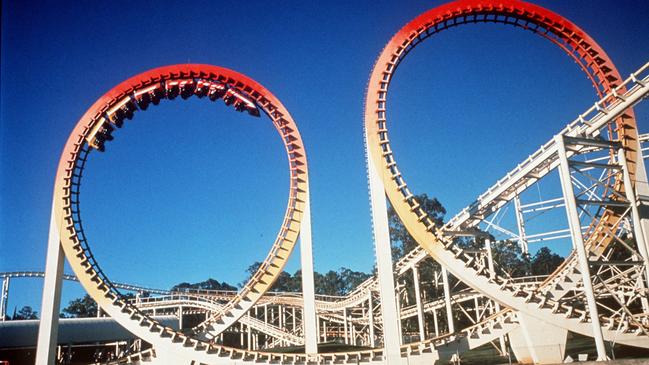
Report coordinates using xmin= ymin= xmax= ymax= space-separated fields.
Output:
xmin=364 ymin=0 xmax=649 ymax=356
xmin=135 ymin=294 xmax=304 ymax=346
xmin=313 ymin=127 xmax=649 ymax=314
xmin=35 ymin=1 xmax=649 ymax=364
xmin=0 ymin=271 xmax=170 ymax=296
xmin=36 ymin=55 xmax=649 ymax=365
xmin=50 ymin=64 xmax=328 ymax=364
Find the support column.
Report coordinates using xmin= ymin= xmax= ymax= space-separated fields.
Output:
xmin=36 ymin=206 xmax=66 ymax=365
xmin=279 ymin=304 xmax=285 ymax=347
xmin=247 ymin=323 xmax=252 ymax=351
xmin=343 ymin=307 xmax=349 ymax=345
xmin=411 ymin=266 xmax=426 ymax=341
xmin=619 ymin=149 xmax=649 ymax=288
xmin=264 ymin=304 xmax=268 ymax=326
xmin=323 ymin=318 xmax=327 ymax=343
xmin=395 ymin=280 xmax=403 ymax=339
xmin=555 ymin=135 xmax=607 ymax=361
xmin=240 ymin=323 xmax=244 ymax=348
xmin=299 ymin=192 xmax=318 ymax=355
xmin=367 ymin=292 xmax=375 ymax=347
xmin=509 ymin=312 xmax=568 ymax=364
xmin=632 ymin=136 xmax=649 ymax=264
xmin=442 ymin=267 xmax=454 ymax=333
xmin=514 ymin=195 xmax=529 ymax=254
xmin=1 ymin=277 xmax=9 ymax=321
xmin=365 ymin=149 xmax=401 ymax=363
xmin=432 ymin=308 xmax=439 ymax=337
xmin=178 ymin=305 xmax=183 ymax=329
xmin=485 ymin=239 xmax=496 ymax=280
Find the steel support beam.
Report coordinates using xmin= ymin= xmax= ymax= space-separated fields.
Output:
xmin=485 ymin=239 xmax=496 ymax=280
xmin=442 ymin=266 xmax=454 ymax=333
xmin=366 ymin=148 xmax=401 ymax=363
xmin=1 ymin=277 xmax=9 ymax=321
xmin=178 ymin=305 xmax=183 ymax=329
xmin=556 ymin=135 xmax=607 ymax=361
xmin=626 ymin=139 xmax=649 ymax=275
xmin=247 ymin=323 xmax=252 ymax=351
xmin=240 ymin=323 xmax=244 ymax=348
xmin=412 ymin=266 xmax=426 ymax=341
xmin=264 ymin=304 xmax=268 ymax=326
xmin=299 ymin=192 xmax=318 ymax=354
xmin=367 ymin=292 xmax=375 ymax=347
xmin=35 ymin=206 xmax=66 ymax=365
xmin=432 ymin=308 xmax=439 ymax=337
xmin=395 ymin=280 xmax=403 ymax=339
xmin=514 ymin=195 xmax=529 ymax=254
xmin=619 ymin=148 xmax=649 ymax=311
xmin=343 ymin=307 xmax=349 ymax=345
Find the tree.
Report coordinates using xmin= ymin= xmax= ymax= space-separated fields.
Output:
xmin=530 ymin=247 xmax=563 ymax=276
xmin=173 ymin=278 xmax=236 ymax=292
xmin=62 ymin=294 xmax=98 ymax=318
xmin=388 ymin=193 xmax=446 ymax=260
xmin=339 ymin=268 xmax=371 ymax=294
xmin=240 ymin=262 xmax=371 ymax=296
xmin=387 ymin=193 xmax=447 ymax=302
xmin=313 ymin=270 xmax=339 ymax=296
xmin=13 ymin=305 xmax=38 ymax=320
xmin=239 ymin=262 xmax=299 ymax=292
xmin=488 ymin=240 xmax=530 ymax=277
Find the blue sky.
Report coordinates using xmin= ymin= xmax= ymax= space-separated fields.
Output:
xmin=1 ymin=0 xmax=648 ymax=313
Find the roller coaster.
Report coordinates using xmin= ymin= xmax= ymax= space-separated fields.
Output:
xmin=3 ymin=0 xmax=648 ymax=364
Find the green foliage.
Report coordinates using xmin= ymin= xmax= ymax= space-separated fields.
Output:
xmin=388 ymin=193 xmax=446 ymax=260
xmin=172 ymin=278 xmax=237 ymax=292
xmin=240 ymin=262 xmax=371 ymax=296
xmin=489 ymin=240 xmax=531 ymax=277
xmin=530 ymin=246 xmax=564 ymax=276
xmin=12 ymin=305 xmax=38 ymax=320
xmin=62 ymin=294 xmax=97 ymax=318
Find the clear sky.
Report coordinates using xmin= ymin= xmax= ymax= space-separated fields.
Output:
xmin=1 ymin=0 xmax=648 ymax=314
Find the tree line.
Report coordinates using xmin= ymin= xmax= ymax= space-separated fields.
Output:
xmin=8 ymin=194 xmax=564 ymax=320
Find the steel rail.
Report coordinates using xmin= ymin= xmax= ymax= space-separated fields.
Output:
xmin=47 ymin=2 xmax=649 ymax=363
xmin=53 ymin=64 xmax=322 ymax=364
xmin=0 ymin=271 xmax=170 ymax=296
xmin=135 ymin=294 xmax=304 ymax=346
xmin=364 ymin=0 xmax=647 ymax=351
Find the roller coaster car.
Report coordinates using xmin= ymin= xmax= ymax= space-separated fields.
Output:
xmin=178 ymin=79 xmax=196 ymax=99
xmin=222 ymin=89 xmax=235 ymax=106
xmin=223 ymin=88 xmax=260 ymax=117
xmin=134 ymin=83 xmax=164 ymax=110
xmin=165 ymin=80 xmax=181 ymax=99
xmin=86 ymin=119 xmax=114 ymax=152
xmin=106 ymin=97 xmax=135 ymax=127
xmin=207 ymin=82 xmax=227 ymax=101
xmin=194 ymin=80 xmax=211 ymax=98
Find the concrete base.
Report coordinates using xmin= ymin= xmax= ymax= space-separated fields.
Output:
xmin=509 ymin=312 xmax=568 ymax=364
